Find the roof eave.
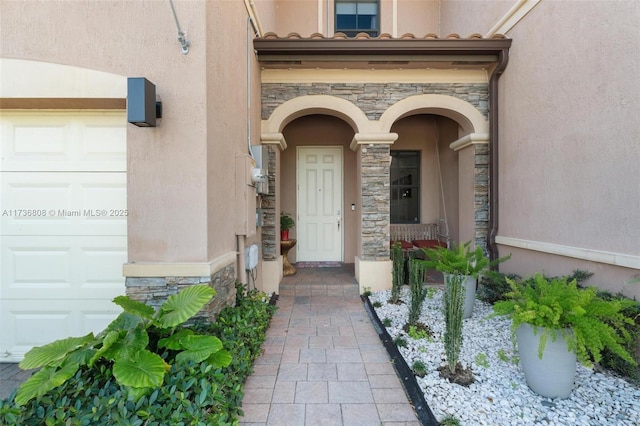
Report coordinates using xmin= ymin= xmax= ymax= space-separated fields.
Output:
xmin=254 ymin=38 xmax=512 ymax=60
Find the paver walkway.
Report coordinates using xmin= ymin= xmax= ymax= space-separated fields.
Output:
xmin=0 ymin=363 xmax=33 ymax=401
xmin=239 ymin=265 xmax=420 ymax=425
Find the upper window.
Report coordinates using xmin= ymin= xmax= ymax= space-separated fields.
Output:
xmin=390 ymin=151 xmax=420 ymax=224
xmin=335 ymin=0 xmax=379 ymax=37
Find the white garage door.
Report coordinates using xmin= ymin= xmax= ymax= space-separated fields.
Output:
xmin=0 ymin=110 xmax=127 ymax=362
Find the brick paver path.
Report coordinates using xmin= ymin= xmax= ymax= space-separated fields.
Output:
xmin=239 ymin=265 xmax=420 ymax=425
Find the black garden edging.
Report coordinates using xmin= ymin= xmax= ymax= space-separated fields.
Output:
xmin=362 ymin=295 xmax=439 ymax=426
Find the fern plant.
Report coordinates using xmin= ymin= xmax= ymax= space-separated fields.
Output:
xmin=15 ymin=285 xmax=231 ymax=406
xmin=390 ymin=241 xmax=405 ymax=304
xmin=493 ymin=274 xmax=637 ymax=367
xmin=421 ymin=241 xmax=510 ymax=279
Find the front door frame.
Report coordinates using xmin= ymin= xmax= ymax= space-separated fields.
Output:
xmin=296 ymin=145 xmax=344 ymax=262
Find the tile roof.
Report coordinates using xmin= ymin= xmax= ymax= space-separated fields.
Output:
xmin=260 ymin=32 xmax=507 ymax=41
xmin=254 ymin=32 xmax=512 ymax=70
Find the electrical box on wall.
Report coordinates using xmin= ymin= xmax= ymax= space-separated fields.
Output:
xmin=251 ymin=167 xmax=267 ymax=194
xmin=245 ymin=244 xmax=259 ymax=270
xmin=256 ymin=208 xmax=264 ymax=227
xmin=235 ymin=154 xmax=257 ymax=236
xmin=250 ymin=145 xmax=269 ymax=194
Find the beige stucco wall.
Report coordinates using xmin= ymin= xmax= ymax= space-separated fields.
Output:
xmin=272 ymin=0 xmax=320 ymax=35
xmin=398 ymin=1 xmax=439 ymax=36
xmin=252 ymin=0 xmax=278 ymax=33
xmin=496 ymin=0 xmax=640 ymax=297
xmin=205 ymin=0 xmax=263 ymax=259
xmin=280 ymin=114 xmax=358 ymax=263
xmin=1 ymin=0 xmax=256 ymax=269
xmin=262 ymin=0 xmax=440 ymax=38
xmin=439 ymin=0 xmax=511 ymax=36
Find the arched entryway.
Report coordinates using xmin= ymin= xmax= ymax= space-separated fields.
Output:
xmin=380 ymin=94 xmax=489 ymax=250
xmin=389 ymin=114 xmax=460 ymax=243
xmin=280 ymin=114 xmax=359 ymax=264
xmin=259 ymin=93 xmax=489 ymax=294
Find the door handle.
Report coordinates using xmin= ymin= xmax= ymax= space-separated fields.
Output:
xmin=336 ymin=215 xmax=341 ymax=230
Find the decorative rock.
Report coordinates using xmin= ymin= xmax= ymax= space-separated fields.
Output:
xmin=370 ymin=288 xmax=640 ymax=425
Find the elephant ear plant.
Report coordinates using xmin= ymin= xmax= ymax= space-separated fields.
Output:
xmin=15 ymin=285 xmax=231 ymax=406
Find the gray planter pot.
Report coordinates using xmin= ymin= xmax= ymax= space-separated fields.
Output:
xmin=516 ymin=323 xmax=577 ymax=399
xmin=444 ymin=273 xmax=476 ymax=319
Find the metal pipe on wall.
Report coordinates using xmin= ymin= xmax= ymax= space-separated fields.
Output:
xmin=488 ymin=48 xmax=510 ymax=264
xmin=238 ymin=235 xmax=247 ymax=285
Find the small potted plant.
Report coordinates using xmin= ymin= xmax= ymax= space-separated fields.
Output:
xmin=421 ymin=241 xmax=510 ymax=318
xmin=280 ymin=212 xmax=295 ymax=241
xmin=493 ymin=274 xmax=637 ymax=398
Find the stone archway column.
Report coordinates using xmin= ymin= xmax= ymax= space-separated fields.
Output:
xmin=350 ymin=133 xmax=398 ymax=293
xmin=259 ymin=133 xmax=287 ymax=295
xmin=450 ymin=133 xmax=489 ymax=250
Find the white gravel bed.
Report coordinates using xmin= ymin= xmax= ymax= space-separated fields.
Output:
xmin=370 ymin=287 xmax=640 ymax=425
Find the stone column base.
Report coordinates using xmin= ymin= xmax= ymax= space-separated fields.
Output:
xmin=123 ymin=252 xmax=237 ymax=321
xmin=355 ymin=256 xmax=393 ymax=294
xmin=261 ymin=256 xmax=284 ymax=295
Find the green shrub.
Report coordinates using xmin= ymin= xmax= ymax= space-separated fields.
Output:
xmin=411 ymin=360 xmax=428 ymax=377
xmin=407 ymin=325 xmax=431 ymax=341
xmin=591 ymin=289 xmax=640 ymax=382
xmin=0 ymin=284 xmax=276 ymax=425
xmin=478 ymin=270 xmax=522 ymax=304
xmin=479 ymin=269 xmax=592 ymax=305
xmin=474 ymin=352 xmax=489 ymax=368
xmin=394 ymin=336 xmax=408 ymax=348
xmin=440 ymin=414 xmax=462 ymax=425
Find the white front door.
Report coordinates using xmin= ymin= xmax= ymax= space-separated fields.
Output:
xmin=0 ymin=111 xmax=127 ymax=362
xmin=296 ymin=147 xmax=343 ymax=262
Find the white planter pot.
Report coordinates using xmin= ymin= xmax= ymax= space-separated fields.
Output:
xmin=444 ymin=274 xmax=476 ymax=319
xmin=516 ymin=323 xmax=577 ymax=399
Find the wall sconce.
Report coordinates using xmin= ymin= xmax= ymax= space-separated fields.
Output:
xmin=127 ymin=77 xmax=162 ymax=127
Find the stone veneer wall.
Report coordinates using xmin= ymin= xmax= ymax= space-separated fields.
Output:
xmin=262 ymin=83 xmax=488 ymax=120
xmin=261 ymin=145 xmax=277 ymax=261
xmin=262 ymin=82 xmax=490 ymax=252
xmin=361 ymin=144 xmax=391 ymax=260
xmin=125 ymin=262 xmax=236 ymax=321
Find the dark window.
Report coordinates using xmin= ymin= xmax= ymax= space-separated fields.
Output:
xmin=335 ymin=0 xmax=378 ymax=37
xmin=390 ymin=151 xmax=420 ymax=224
